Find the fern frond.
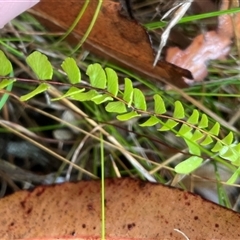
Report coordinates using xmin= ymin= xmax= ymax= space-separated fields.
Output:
xmin=1 ymin=50 xmax=239 ymax=180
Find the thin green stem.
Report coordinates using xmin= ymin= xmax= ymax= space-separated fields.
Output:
xmin=145 ymin=7 xmax=240 ymax=30
xmin=57 ymin=0 xmax=90 ymax=44
xmin=100 ymin=133 xmax=105 ymax=240
xmin=71 ymin=0 xmax=103 ymax=54
xmin=0 ymin=40 xmax=24 ymax=57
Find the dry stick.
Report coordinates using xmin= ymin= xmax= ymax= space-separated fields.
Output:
xmin=0 ymin=120 xmax=97 ymax=179
xmin=47 ymin=86 xmax=156 ymax=182
xmin=65 ymin=125 xmax=101 ymax=181
xmin=10 ymin=94 xmax=162 ymax=177
xmin=0 ymin=159 xmax=50 ymax=184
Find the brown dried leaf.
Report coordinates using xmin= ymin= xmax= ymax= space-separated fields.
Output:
xmin=166 ymin=31 xmax=232 ymax=82
xmin=166 ymin=0 xmax=239 ymax=82
xmin=29 ymin=0 xmax=192 ymax=88
xmin=0 ymin=178 xmax=240 ymax=239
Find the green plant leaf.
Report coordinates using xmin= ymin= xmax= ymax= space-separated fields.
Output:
xmin=219 ymin=146 xmax=238 ymax=162
xmin=86 ymin=63 xmax=106 ymax=89
xmin=222 ymin=132 xmax=234 ymax=145
xmin=91 ymin=94 xmax=113 ymax=104
xmin=220 ymin=144 xmax=240 ymax=163
xmin=187 ymin=109 xmax=199 ymax=124
xmin=230 ymin=145 xmax=240 ymax=166
xmin=183 ymin=132 xmax=201 ymax=156
xmin=123 ymin=78 xmax=133 ymax=107
xmin=209 ymin=122 xmax=220 ymax=136
xmin=177 ymin=124 xmax=192 ymax=136
xmin=26 ymin=51 xmax=53 ymax=80
xmin=227 ymin=167 xmax=240 ymax=184
xmin=191 ymin=130 xmax=204 ymax=142
xmin=198 ymin=114 xmax=208 ymax=128
xmin=61 ymin=57 xmax=81 ymax=84
xmin=117 ymin=111 xmax=140 ymax=121
xmin=175 ymin=156 xmax=203 ymax=174
xmin=0 ymin=50 xmax=13 ymax=76
xmin=70 ymin=89 xmax=98 ymax=101
xmin=105 ymin=68 xmax=118 ymax=97
xmin=158 ymin=119 xmax=178 ymax=131
xmin=140 ymin=116 xmax=160 ymax=127
xmin=173 ymin=101 xmax=185 ymax=119
xmin=200 ymin=135 xmax=213 ymax=146
xmin=231 ymin=158 xmax=240 ymax=167
xmin=153 ymin=94 xmax=166 ymax=114
xmin=105 ymin=101 xmax=127 ymax=113
xmin=233 ymin=143 xmax=240 ymax=152
xmin=0 ymin=79 xmax=15 ymax=89
xmin=51 ymin=86 xmax=85 ymax=101
xmin=211 ymin=141 xmax=222 ymax=152
xmin=133 ymin=88 xmax=146 ymax=111
xmin=20 ymin=83 xmax=49 ymax=101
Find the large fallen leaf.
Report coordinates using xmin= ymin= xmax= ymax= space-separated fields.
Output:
xmin=29 ymin=0 xmax=192 ymax=88
xmin=1 ymin=178 xmax=240 ymax=239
